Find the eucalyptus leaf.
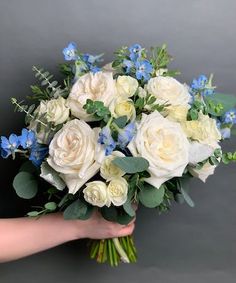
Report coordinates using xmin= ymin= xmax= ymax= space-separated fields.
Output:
xmin=20 ymin=161 xmax=37 ymax=174
xmin=123 ymin=199 xmax=136 ymax=217
xmin=138 ymin=183 xmax=165 ymax=208
xmin=178 ymin=179 xmax=195 ymax=207
xmin=207 ymin=93 xmax=236 ymax=113
xmin=44 ymin=202 xmax=57 ymax=211
xmin=13 ymin=172 xmax=38 ymax=199
xmin=112 ymin=157 xmax=149 ymax=174
xmin=113 ymin=116 xmax=127 ymax=128
xmin=63 ymin=199 xmax=93 ymax=220
xmin=101 ymin=206 xmax=118 ymax=222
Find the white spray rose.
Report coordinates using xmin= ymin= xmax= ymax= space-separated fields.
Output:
xmin=67 ymin=72 xmax=116 ymax=121
xmin=182 ymin=112 xmax=221 ymax=146
xmin=189 ymin=162 xmax=217 ymax=182
xmin=47 ymin=119 xmax=105 ymax=194
xmin=100 ymin=151 xmax=125 ymax=181
xmin=83 ymin=181 xmax=111 ymax=207
xmin=146 ymin=76 xmax=191 ymax=106
xmin=109 ymin=97 xmax=136 ymax=120
xmin=29 ymin=97 xmax=70 ymax=144
xmin=116 ymin=75 xmax=138 ymax=98
xmin=107 ymin=177 xmax=128 ymax=206
xmin=128 ymin=111 xmax=190 ymax=188
xmin=166 ymin=105 xmax=190 ymax=123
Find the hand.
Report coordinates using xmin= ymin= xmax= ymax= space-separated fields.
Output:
xmin=73 ymin=210 xmax=135 ymax=240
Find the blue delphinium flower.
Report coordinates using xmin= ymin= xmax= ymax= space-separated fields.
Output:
xmin=63 ymin=42 xmax=78 ymax=61
xmin=220 ymin=127 xmax=231 ymax=139
xmin=29 ymin=143 xmax=48 ymax=167
xmin=82 ymin=53 xmax=103 ymax=73
xmin=190 ymin=74 xmax=214 ymax=96
xmin=19 ymin=129 xmax=36 ymax=149
xmin=129 ymin=44 xmax=142 ymax=61
xmin=123 ymin=59 xmax=134 ymax=74
xmin=117 ymin=122 xmax=136 ymax=149
xmin=222 ymin=109 xmax=236 ymax=124
xmin=0 ymin=134 xmax=20 ymax=158
xmin=135 ymin=60 xmax=153 ymax=81
xmin=98 ymin=126 xmax=116 ymax=156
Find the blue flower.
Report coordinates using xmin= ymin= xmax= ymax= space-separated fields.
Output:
xmin=123 ymin=59 xmax=134 ymax=74
xmin=98 ymin=126 xmax=116 ymax=156
xmin=190 ymin=74 xmax=214 ymax=96
xmin=117 ymin=122 xmax=136 ymax=149
xmin=129 ymin=44 xmax=142 ymax=61
xmin=222 ymin=109 xmax=236 ymax=124
xmin=220 ymin=127 xmax=231 ymax=139
xmin=19 ymin=129 xmax=36 ymax=149
xmin=135 ymin=60 xmax=153 ymax=81
xmin=0 ymin=134 xmax=20 ymax=158
xmin=63 ymin=42 xmax=78 ymax=61
xmin=82 ymin=53 xmax=102 ymax=73
xmin=29 ymin=143 xmax=48 ymax=167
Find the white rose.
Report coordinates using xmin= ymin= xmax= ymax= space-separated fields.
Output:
xmin=116 ymin=75 xmax=138 ymax=98
xmin=182 ymin=112 xmax=221 ymax=146
xmin=67 ymin=72 xmax=117 ymax=121
xmin=29 ymin=97 xmax=70 ymax=144
xmin=83 ymin=181 xmax=110 ymax=207
xmin=166 ymin=105 xmax=190 ymax=122
xmin=146 ymin=76 xmax=191 ymax=106
xmin=189 ymin=162 xmax=217 ymax=182
xmin=47 ymin=119 xmax=105 ymax=194
xmin=128 ymin=111 xmax=190 ymax=188
xmin=100 ymin=151 xmax=125 ymax=181
xmin=107 ymin=177 xmax=128 ymax=206
xmin=188 ymin=141 xmax=221 ymax=165
xmin=109 ymin=97 xmax=136 ymax=120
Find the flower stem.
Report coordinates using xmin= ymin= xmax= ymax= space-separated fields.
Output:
xmin=112 ymin=238 xmax=130 ymax=263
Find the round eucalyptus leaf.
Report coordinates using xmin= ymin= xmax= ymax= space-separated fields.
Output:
xmin=13 ymin=172 xmax=38 ymax=199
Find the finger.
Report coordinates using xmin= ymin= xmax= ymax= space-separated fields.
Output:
xmin=118 ymin=223 xmax=135 ymax=237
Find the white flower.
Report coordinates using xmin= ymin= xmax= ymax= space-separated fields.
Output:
xmin=146 ymin=76 xmax=191 ymax=106
xmin=182 ymin=112 xmax=221 ymax=146
xmin=107 ymin=177 xmax=128 ymax=206
xmin=116 ymin=75 xmax=138 ymax=98
xmin=189 ymin=162 xmax=217 ymax=182
xmin=128 ymin=111 xmax=190 ymax=188
xmin=29 ymin=97 xmax=70 ymax=144
xmin=83 ymin=181 xmax=110 ymax=207
xmin=109 ymin=97 xmax=136 ymax=120
xmin=100 ymin=151 xmax=125 ymax=181
xmin=47 ymin=119 xmax=105 ymax=194
xmin=166 ymin=105 xmax=190 ymax=123
xmin=67 ymin=72 xmax=116 ymax=121
xmin=188 ymin=141 xmax=217 ymax=165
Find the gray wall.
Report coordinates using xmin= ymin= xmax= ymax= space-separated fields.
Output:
xmin=0 ymin=0 xmax=236 ymax=282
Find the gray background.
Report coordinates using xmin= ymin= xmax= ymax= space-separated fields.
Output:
xmin=0 ymin=0 xmax=236 ymax=282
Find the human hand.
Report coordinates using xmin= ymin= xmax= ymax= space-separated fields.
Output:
xmin=73 ymin=210 xmax=136 ymax=240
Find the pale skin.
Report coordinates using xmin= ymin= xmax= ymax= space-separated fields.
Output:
xmin=0 ymin=211 xmax=135 ymax=263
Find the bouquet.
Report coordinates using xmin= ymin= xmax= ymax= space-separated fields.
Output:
xmin=1 ymin=42 xmax=236 ymax=266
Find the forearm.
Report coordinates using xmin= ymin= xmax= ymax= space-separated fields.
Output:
xmin=0 ymin=213 xmax=78 ymax=263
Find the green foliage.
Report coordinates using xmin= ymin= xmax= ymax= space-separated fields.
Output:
xmin=177 ymin=178 xmax=195 ymax=207
xmin=63 ymin=199 xmax=94 ymax=220
xmin=138 ymin=183 xmax=165 ymax=208
xmin=113 ymin=116 xmax=127 ymax=128
xmin=13 ymin=172 xmax=38 ymax=199
xmin=32 ymin=66 xmax=66 ymax=99
xmin=59 ymin=62 xmax=74 ymax=79
xmin=83 ymin=99 xmax=111 ymax=122
xmin=101 ymin=206 xmax=135 ymax=225
xmin=207 ymin=93 xmax=236 ymax=113
xmin=222 ymin=151 xmax=236 ymax=164
xmin=112 ymin=157 xmax=149 ymax=174
xmin=150 ymin=44 xmax=172 ymax=70
xmin=135 ymin=93 xmax=169 ymax=116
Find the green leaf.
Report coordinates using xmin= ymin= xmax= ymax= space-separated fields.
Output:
xmin=117 ymin=210 xmax=134 ymax=225
xmin=101 ymin=206 xmax=118 ymax=222
xmin=20 ymin=161 xmax=37 ymax=174
xmin=208 ymin=93 xmax=236 ymax=113
xmin=178 ymin=179 xmax=195 ymax=207
xmin=13 ymin=172 xmax=38 ymax=199
xmin=123 ymin=199 xmax=136 ymax=217
xmin=44 ymin=202 xmax=57 ymax=211
xmin=112 ymin=157 xmax=149 ymax=174
xmin=63 ymin=199 xmax=94 ymax=220
xmin=27 ymin=211 xmax=40 ymax=217
xmin=138 ymin=183 xmax=165 ymax=208
xmin=113 ymin=116 xmax=127 ymax=128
